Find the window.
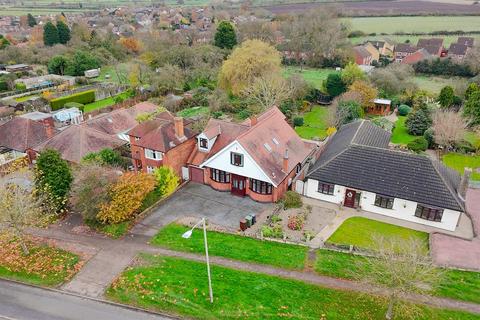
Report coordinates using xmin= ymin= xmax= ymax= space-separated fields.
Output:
xmin=374 ymin=195 xmax=394 ymax=209
xmin=230 ymin=152 xmax=243 ymax=167
xmin=210 ymin=169 xmax=230 ymax=183
xmin=199 ymin=138 xmax=208 ymax=149
xmin=145 ymin=149 xmax=162 ymax=160
xmin=146 ymin=166 xmax=154 ymax=173
xmin=415 ymin=205 xmax=443 ymax=222
xmin=318 ymin=182 xmax=334 ymax=195
xmin=296 ymin=163 xmax=302 ymax=174
xmin=249 ymin=179 xmax=272 ymax=195
xmin=134 ymin=136 xmax=140 ymax=141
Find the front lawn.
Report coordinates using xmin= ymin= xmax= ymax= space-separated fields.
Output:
xmin=283 ymin=66 xmax=335 ymax=90
xmin=294 ymin=105 xmax=329 ymax=140
xmin=151 ymin=224 xmax=308 ymax=269
xmin=0 ymin=237 xmax=81 ymax=286
xmin=442 ymin=153 xmax=480 ymax=181
xmin=315 ymin=250 xmax=480 ymax=304
xmin=107 ymin=254 xmax=478 ymax=320
xmin=326 ymin=217 xmax=429 ymax=252
xmin=391 ymin=116 xmax=417 ymax=145
xmin=83 ymin=91 xmax=130 ymax=113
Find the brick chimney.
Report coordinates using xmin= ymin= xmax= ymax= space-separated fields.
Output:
xmin=250 ymin=115 xmax=258 ymax=126
xmin=44 ymin=122 xmax=55 ymax=139
xmin=458 ymin=167 xmax=472 ymax=200
xmin=283 ymin=149 xmax=289 ymax=173
xmin=174 ymin=117 xmax=186 ymax=141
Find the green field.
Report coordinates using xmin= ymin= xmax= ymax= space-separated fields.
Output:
xmin=414 ymin=75 xmax=468 ymax=95
xmin=107 ymin=254 xmax=479 ymax=320
xmin=347 ymin=16 xmax=480 ymax=34
xmin=283 ymin=66 xmax=335 ymax=90
xmin=442 ymin=152 xmax=480 ymax=180
xmin=295 ymin=105 xmax=329 ymax=140
xmin=350 ymin=34 xmax=480 ymax=47
xmin=151 ymin=224 xmax=308 ymax=269
xmin=391 ymin=116 xmax=417 ymax=145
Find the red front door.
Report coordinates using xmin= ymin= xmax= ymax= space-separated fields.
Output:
xmin=344 ymin=189 xmax=356 ymax=208
xmin=231 ymin=174 xmax=246 ymax=197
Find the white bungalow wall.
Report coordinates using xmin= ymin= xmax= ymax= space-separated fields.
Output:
xmin=304 ymin=179 xmax=461 ymax=231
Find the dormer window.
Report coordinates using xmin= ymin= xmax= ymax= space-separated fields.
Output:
xmin=231 ymin=152 xmax=243 ymax=167
xmin=199 ymin=138 xmax=208 ymax=149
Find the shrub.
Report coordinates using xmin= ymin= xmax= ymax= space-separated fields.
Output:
xmin=372 ymin=117 xmax=394 ymax=132
xmin=261 ymin=224 xmax=283 ymax=239
xmin=397 ymin=104 xmax=412 ymax=116
xmin=271 ymin=215 xmax=282 ymax=223
xmin=407 ymin=137 xmax=428 ymax=152
xmin=406 ymin=108 xmax=432 ymax=136
xmin=15 ymin=82 xmax=26 ymax=90
xmin=454 ymin=140 xmax=476 ymax=153
xmin=293 ymin=117 xmax=304 ymax=127
xmin=283 ymin=191 xmax=303 ymax=209
xmin=287 ymin=215 xmax=304 ymax=231
xmin=50 ymin=90 xmax=95 ymax=111
xmin=82 ymin=148 xmax=124 ymax=167
xmin=0 ymin=81 xmax=8 ymax=92
xmin=152 ymin=166 xmax=179 ymax=198
xmin=423 ymin=128 xmax=435 ymax=148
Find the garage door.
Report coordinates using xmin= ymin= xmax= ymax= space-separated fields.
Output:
xmin=190 ymin=166 xmax=204 ymax=184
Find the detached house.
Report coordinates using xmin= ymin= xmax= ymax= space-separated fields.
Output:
xmin=417 ymin=38 xmax=444 ymax=57
xmin=353 ymin=45 xmax=373 ymax=65
xmin=304 ymin=120 xmax=465 ymax=231
xmin=394 ymin=43 xmax=418 ymax=62
xmin=187 ymin=107 xmax=316 ymax=202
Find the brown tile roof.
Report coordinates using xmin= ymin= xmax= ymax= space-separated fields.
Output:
xmin=449 ymin=43 xmax=469 ymax=56
xmin=0 ymin=117 xmax=57 ymax=152
xmin=395 ymin=43 xmax=417 ymax=53
xmin=34 ymin=125 xmax=125 ymax=163
xmin=417 ymin=38 xmax=443 ymax=55
xmin=458 ymin=36 xmax=474 ymax=48
xmin=85 ymin=102 xmax=158 ymax=136
xmin=353 ymin=45 xmax=372 ymax=58
xmin=401 ymin=48 xmax=430 ymax=64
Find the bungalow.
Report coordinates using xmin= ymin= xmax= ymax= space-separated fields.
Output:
xmin=303 ymin=120 xmax=465 ymax=231
xmin=187 ymin=107 xmax=316 ymax=202
xmin=128 ymin=112 xmax=197 ymax=177
xmin=457 ymin=36 xmax=474 ymax=48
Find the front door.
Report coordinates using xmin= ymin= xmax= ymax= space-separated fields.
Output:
xmin=344 ymin=189 xmax=356 ymax=208
xmin=231 ymin=174 xmax=246 ymax=197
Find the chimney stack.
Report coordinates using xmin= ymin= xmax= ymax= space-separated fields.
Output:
xmin=250 ymin=115 xmax=258 ymax=126
xmin=44 ymin=121 xmax=54 ymax=139
xmin=458 ymin=167 xmax=472 ymax=200
xmin=174 ymin=117 xmax=186 ymax=141
xmin=283 ymin=148 xmax=289 ymax=173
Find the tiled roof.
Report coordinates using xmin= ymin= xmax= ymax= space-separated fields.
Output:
xmin=401 ymin=48 xmax=430 ymax=64
xmin=449 ymin=43 xmax=468 ymax=56
xmin=0 ymin=117 xmax=57 ymax=152
xmin=458 ymin=36 xmax=474 ymax=48
xmin=307 ymin=120 xmax=464 ymax=211
xmin=395 ymin=43 xmax=417 ymax=53
xmin=353 ymin=45 xmax=372 ymax=58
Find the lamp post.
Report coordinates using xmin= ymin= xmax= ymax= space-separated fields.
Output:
xmin=182 ymin=217 xmax=213 ymax=303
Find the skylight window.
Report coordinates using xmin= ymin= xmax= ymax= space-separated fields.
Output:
xmin=264 ymin=143 xmax=272 ymax=152
xmin=107 ymin=118 xmax=113 ymax=123
xmin=272 ymin=138 xmax=279 ymax=145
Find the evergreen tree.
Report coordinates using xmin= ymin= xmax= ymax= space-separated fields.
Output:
xmin=43 ymin=21 xmax=59 ymax=46
xmin=406 ymin=105 xmax=432 ymax=136
xmin=465 ymin=82 xmax=479 ymax=100
xmin=438 ymin=86 xmax=455 ymax=109
xmin=56 ymin=20 xmax=71 ymax=45
xmin=27 ymin=13 xmax=37 ymax=27
xmin=464 ymin=90 xmax=480 ymax=126
xmin=214 ymin=21 xmax=237 ymax=50
xmin=325 ymin=73 xmax=346 ymax=97
xmin=0 ymin=35 xmax=10 ymax=49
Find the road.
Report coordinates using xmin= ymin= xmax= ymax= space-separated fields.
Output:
xmin=0 ymin=279 xmax=175 ymax=320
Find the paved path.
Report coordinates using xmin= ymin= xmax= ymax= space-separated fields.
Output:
xmin=0 ymin=279 xmax=174 ymax=320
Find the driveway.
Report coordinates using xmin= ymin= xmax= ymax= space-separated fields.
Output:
xmin=131 ymin=183 xmax=272 ymax=237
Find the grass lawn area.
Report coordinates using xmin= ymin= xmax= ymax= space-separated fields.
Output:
xmin=83 ymin=91 xmax=129 ymax=113
xmin=413 ymin=75 xmax=468 ymax=95
xmin=295 ymin=105 xmax=329 ymax=140
xmin=326 ymin=217 xmax=429 ymax=252
xmin=15 ymin=94 xmax=38 ymax=102
xmin=0 ymin=238 xmax=80 ymax=286
xmin=151 ymin=224 xmax=308 ymax=269
xmin=177 ymin=106 xmax=210 ymax=118
xmin=283 ymin=66 xmax=335 ymax=90
xmin=315 ymin=250 xmax=480 ymax=304
xmin=107 ymin=254 xmax=478 ymax=320
xmin=464 ymin=131 xmax=480 ymax=147
xmin=442 ymin=153 xmax=480 ymax=181
xmin=97 ymin=221 xmax=130 ymax=239
xmin=391 ymin=116 xmax=417 ymax=145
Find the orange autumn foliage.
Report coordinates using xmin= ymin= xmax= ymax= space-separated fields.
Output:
xmin=97 ymin=172 xmax=156 ymax=224
xmin=118 ymin=37 xmax=142 ymax=53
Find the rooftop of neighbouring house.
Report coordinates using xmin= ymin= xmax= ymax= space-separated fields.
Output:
xmin=0 ymin=117 xmax=57 ymax=152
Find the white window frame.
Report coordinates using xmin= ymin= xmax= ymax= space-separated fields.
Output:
xmin=145 ymin=148 xmax=163 ymax=160
xmin=146 ymin=166 xmax=154 ymax=173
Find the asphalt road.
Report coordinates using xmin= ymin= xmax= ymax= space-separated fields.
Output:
xmin=0 ymin=279 xmax=175 ymax=320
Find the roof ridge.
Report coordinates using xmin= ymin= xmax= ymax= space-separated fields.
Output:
xmin=350 ymin=119 xmax=365 ymax=144
xmin=236 ymin=107 xmax=282 ymax=141
xmin=430 ymin=158 xmax=465 ymax=211
xmin=307 ymin=145 xmax=350 ymax=176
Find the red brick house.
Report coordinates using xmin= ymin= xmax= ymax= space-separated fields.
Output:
xmin=128 ymin=111 xmax=197 ymax=177
xmin=417 ymin=38 xmax=444 ymax=57
xmin=401 ymin=48 xmax=430 ymax=65
xmin=394 ymin=43 xmax=418 ymax=62
xmin=353 ymin=45 xmax=373 ymax=65
xmin=187 ymin=107 xmax=316 ymax=202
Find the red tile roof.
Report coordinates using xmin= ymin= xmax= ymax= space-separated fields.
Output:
xmin=0 ymin=117 xmax=57 ymax=152
xmin=401 ymin=49 xmax=430 ymax=64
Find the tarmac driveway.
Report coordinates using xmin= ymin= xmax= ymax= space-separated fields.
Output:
xmin=131 ymin=183 xmax=271 ymax=237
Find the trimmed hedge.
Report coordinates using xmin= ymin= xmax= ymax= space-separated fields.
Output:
xmin=50 ymin=90 xmax=95 ymax=111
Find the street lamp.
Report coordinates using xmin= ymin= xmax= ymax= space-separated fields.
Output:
xmin=182 ymin=217 xmax=213 ymax=303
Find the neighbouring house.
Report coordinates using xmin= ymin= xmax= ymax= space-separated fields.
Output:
xmin=417 ymin=38 xmax=444 ymax=57
xmin=353 ymin=45 xmax=373 ymax=65
xmin=5 ymin=63 xmax=32 ymax=73
xmin=367 ymin=98 xmax=391 ymax=115
xmin=14 ymin=74 xmax=75 ymax=89
xmin=32 ymin=125 xmax=125 ymax=164
xmin=368 ymin=39 xmax=395 ymax=56
xmin=19 ymin=111 xmax=54 ymax=127
xmin=401 ymin=48 xmax=430 ymax=65
xmin=187 ymin=107 xmax=317 ymax=203
xmin=394 ymin=43 xmax=417 ymax=62
xmin=457 ymin=36 xmax=474 ymax=48
xmin=363 ymin=42 xmax=380 ymax=62
xmin=448 ymin=43 xmax=470 ymax=61
xmin=303 ymin=120 xmax=465 ymax=231
xmin=128 ymin=111 xmax=197 ymax=177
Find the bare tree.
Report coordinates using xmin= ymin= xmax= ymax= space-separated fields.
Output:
xmin=355 ymin=236 xmax=442 ymax=320
xmin=242 ymin=74 xmax=293 ymax=112
xmin=432 ymin=110 xmax=471 ymax=149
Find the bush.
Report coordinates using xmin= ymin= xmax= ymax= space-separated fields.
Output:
xmin=454 ymin=140 xmax=476 ymax=153
xmin=261 ymin=224 xmax=283 ymax=239
xmin=152 ymin=166 xmax=179 ymax=198
xmin=423 ymin=128 xmax=435 ymax=148
xmin=50 ymin=90 xmax=96 ymax=111
xmin=0 ymin=81 xmax=8 ymax=92
xmin=82 ymin=148 xmax=124 ymax=167
xmin=283 ymin=191 xmax=303 ymax=209
xmin=372 ymin=117 xmax=394 ymax=132
xmin=293 ymin=117 xmax=304 ymax=127
xmin=407 ymin=137 xmax=428 ymax=152
xmin=15 ymin=82 xmax=26 ymax=91
xmin=397 ymin=104 xmax=412 ymax=116
xmin=287 ymin=215 xmax=304 ymax=231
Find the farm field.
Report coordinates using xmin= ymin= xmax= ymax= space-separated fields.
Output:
xmin=413 ymin=75 xmax=468 ymax=94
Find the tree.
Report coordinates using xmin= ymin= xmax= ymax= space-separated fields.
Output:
xmin=152 ymin=166 xmax=179 ymax=197
xmin=406 ymin=106 xmax=432 ymax=136
xmin=152 ymin=64 xmax=185 ymax=95
xmin=463 ymin=90 xmax=480 ymax=126
xmin=465 ymin=82 xmax=479 ymax=100
xmin=242 ymin=73 xmax=293 ymax=112
xmin=82 ymin=148 xmax=124 ymax=167
xmin=0 ymin=34 xmax=10 ymax=49
xmin=48 ymin=55 xmax=68 ymax=75
xmin=438 ymin=86 xmax=455 ymax=109
xmin=214 ymin=20 xmax=237 ymax=50
xmin=34 ymin=149 xmax=73 ymax=212
xmin=325 ymin=73 xmax=346 ymax=97
xmin=341 ymin=62 xmax=365 ymax=86
xmin=65 ymin=51 xmax=100 ymax=76
xmin=218 ymin=39 xmax=282 ymax=95
xmin=355 ymin=236 xmax=442 ymax=320
xmin=432 ymin=110 xmax=470 ymax=149
xmin=43 ymin=21 xmax=59 ymax=46
xmin=337 ymin=100 xmax=364 ymax=125
xmin=56 ymin=20 xmax=71 ymax=45
xmin=70 ymin=164 xmax=119 ymax=222
xmin=118 ymin=37 xmax=142 ymax=54
xmin=370 ymin=63 xmax=416 ymax=96
xmin=97 ymin=172 xmax=156 ymax=224
xmin=27 ymin=13 xmax=37 ymax=27
xmin=348 ymin=80 xmax=378 ymax=110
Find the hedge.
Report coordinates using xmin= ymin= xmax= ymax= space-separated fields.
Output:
xmin=50 ymin=90 xmax=95 ymax=111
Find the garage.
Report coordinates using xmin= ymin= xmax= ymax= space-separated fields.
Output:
xmin=189 ymin=166 xmax=204 ymax=183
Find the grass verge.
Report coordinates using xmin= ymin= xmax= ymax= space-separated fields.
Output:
xmin=442 ymin=152 xmax=480 ymax=181
xmin=107 ymin=254 xmax=479 ymax=320
xmin=151 ymin=224 xmax=308 ymax=269
xmin=83 ymin=91 xmax=129 ymax=112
